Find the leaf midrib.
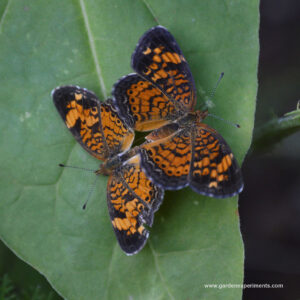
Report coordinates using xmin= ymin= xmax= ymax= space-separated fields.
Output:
xmin=0 ymin=0 xmax=10 ymax=34
xmin=79 ymin=0 xmax=107 ymax=98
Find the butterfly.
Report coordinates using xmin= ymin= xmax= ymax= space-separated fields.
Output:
xmin=52 ymin=86 xmax=164 ymax=255
xmin=112 ymin=26 xmax=243 ymax=198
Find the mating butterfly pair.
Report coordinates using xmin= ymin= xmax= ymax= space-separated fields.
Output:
xmin=52 ymin=26 xmax=243 ymax=255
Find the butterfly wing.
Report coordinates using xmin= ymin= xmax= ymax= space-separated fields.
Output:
xmin=52 ymin=86 xmax=134 ymax=160
xmin=107 ymin=155 xmax=164 ymax=255
xmin=113 ymin=74 xmax=174 ymax=131
xmin=132 ymin=26 xmax=196 ymax=111
xmin=139 ymin=121 xmax=243 ymax=197
xmin=113 ymin=26 xmax=196 ymax=131
xmin=189 ymin=123 xmax=243 ymax=198
xmin=139 ymin=123 xmax=192 ymax=190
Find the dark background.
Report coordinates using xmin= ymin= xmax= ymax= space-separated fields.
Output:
xmin=240 ymin=0 xmax=300 ymax=299
xmin=1 ymin=1 xmax=300 ymax=299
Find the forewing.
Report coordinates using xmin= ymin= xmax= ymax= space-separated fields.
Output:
xmin=107 ymin=155 xmax=164 ymax=255
xmin=52 ymin=86 xmax=134 ymax=160
xmin=132 ymin=26 xmax=196 ymax=112
xmin=113 ymin=74 xmax=174 ymax=131
xmin=189 ymin=124 xmax=243 ymax=198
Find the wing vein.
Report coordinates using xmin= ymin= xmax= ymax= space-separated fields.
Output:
xmin=119 ymin=168 xmax=152 ymax=211
xmin=187 ymin=125 xmax=196 ymax=183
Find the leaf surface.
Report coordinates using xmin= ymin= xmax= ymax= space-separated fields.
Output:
xmin=0 ymin=1 xmax=259 ymax=299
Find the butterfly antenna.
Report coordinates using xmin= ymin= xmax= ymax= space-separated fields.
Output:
xmin=82 ymin=175 xmax=98 ymax=210
xmin=58 ymin=163 xmax=98 ymax=209
xmin=207 ymin=113 xmax=240 ymax=128
xmin=209 ymin=72 xmax=224 ymax=101
xmin=59 ymin=163 xmax=96 ymax=173
xmin=206 ymin=72 xmax=240 ymax=129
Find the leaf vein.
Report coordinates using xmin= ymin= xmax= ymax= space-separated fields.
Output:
xmin=79 ymin=0 xmax=107 ymax=98
xmin=141 ymin=0 xmax=160 ymax=24
xmin=0 ymin=0 xmax=11 ymax=34
xmin=54 ymin=141 xmax=76 ymax=185
xmin=149 ymin=241 xmax=175 ymax=300
xmin=156 ymin=247 xmax=216 ymax=257
xmin=104 ymin=242 xmax=118 ymax=300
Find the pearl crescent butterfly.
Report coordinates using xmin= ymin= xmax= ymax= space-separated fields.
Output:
xmin=112 ymin=26 xmax=243 ymax=197
xmin=52 ymin=86 xmax=164 ymax=255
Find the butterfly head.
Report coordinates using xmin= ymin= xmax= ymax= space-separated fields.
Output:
xmin=96 ymin=156 xmax=122 ymax=176
xmin=195 ymin=110 xmax=208 ymax=122
xmin=176 ymin=110 xmax=208 ymax=128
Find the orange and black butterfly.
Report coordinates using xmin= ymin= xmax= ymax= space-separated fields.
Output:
xmin=52 ymin=86 xmax=164 ymax=255
xmin=113 ymin=26 xmax=243 ymax=198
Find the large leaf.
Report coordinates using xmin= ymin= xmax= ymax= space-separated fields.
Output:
xmin=0 ymin=1 xmax=259 ymax=299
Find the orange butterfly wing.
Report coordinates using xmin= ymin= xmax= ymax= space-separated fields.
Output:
xmin=113 ymin=26 xmax=196 ymax=132
xmin=107 ymin=155 xmax=164 ymax=255
xmin=52 ymin=86 xmax=134 ymax=160
xmin=139 ymin=118 xmax=243 ymax=197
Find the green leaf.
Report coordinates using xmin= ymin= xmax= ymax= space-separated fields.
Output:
xmin=251 ymin=102 xmax=300 ymax=153
xmin=0 ymin=1 xmax=259 ymax=299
